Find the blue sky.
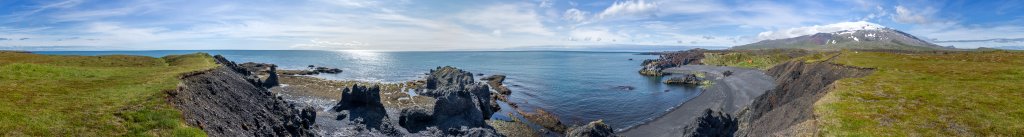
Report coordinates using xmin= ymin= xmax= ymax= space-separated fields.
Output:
xmin=1 ymin=0 xmax=1023 ymax=50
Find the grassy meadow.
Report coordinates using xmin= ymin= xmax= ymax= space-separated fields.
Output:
xmin=0 ymin=52 xmax=217 ymax=136
xmin=815 ymin=51 xmax=1024 ymax=136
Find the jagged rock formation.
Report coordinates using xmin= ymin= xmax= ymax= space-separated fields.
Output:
xmin=238 ymin=62 xmax=279 ymax=87
xmin=734 ymin=56 xmax=874 ymax=136
xmin=481 ymin=75 xmax=512 ymax=103
xmin=566 ymin=120 xmax=619 ymax=137
xmin=330 ymin=66 xmax=503 ymax=136
xmin=481 ymin=75 xmax=510 ymax=96
xmin=639 ymin=49 xmax=707 ymax=76
xmin=680 ymin=109 xmax=738 ymax=137
xmin=169 ymin=55 xmax=316 ymax=137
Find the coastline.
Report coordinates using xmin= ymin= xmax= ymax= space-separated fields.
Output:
xmin=620 ymin=65 xmax=775 ymax=137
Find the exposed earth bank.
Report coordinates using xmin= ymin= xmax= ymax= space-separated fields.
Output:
xmin=734 ymin=56 xmax=874 ymax=136
xmin=169 ymin=55 xmax=317 ymax=136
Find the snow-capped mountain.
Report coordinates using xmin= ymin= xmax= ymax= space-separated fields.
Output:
xmin=735 ymin=22 xmax=952 ymax=51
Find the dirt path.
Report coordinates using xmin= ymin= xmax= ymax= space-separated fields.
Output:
xmin=620 ymin=65 xmax=774 ymax=137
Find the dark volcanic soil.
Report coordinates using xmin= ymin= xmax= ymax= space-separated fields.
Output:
xmin=169 ymin=55 xmax=316 ymax=137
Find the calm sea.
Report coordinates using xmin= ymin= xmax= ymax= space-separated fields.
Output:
xmin=35 ymin=50 xmax=701 ymax=131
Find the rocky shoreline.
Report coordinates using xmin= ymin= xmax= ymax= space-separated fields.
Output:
xmin=179 ymin=55 xmax=619 ymax=136
xmin=638 ymin=48 xmax=708 ymax=76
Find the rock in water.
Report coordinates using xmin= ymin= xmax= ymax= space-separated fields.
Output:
xmin=566 ymin=120 xmax=619 ymax=137
xmin=481 ymin=75 xmax=512 ymax=100
xmin=665 ymin=74 xmax=703 ymax=85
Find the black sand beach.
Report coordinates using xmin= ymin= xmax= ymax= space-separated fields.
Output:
xmin=621 ymin=65 xmax=775 ymax=137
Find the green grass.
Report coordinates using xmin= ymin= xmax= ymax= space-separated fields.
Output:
xmin=815 ymin=51 xmax=1024 ymax=136
xmin=0 ymin=52 xmax=217 ymax=136
xmin=702 ymin=49 xmax=809 ymax=70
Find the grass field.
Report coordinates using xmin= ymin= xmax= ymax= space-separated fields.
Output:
xmin=0 ymin=52 xmax=217 ymax=136
xmin=702 ymin=49 xmax=810 ymax=70
xmin=815 ymin=51 xmax=1024 ymax=136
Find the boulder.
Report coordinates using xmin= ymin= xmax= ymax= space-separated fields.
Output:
xmin=665 ymin=74 xmax=703 ymax=85
xmin=332 ymin=84 xmax=389 ymax=129
xmin=681 ymin=109 xmax=738 ymax=137
xmin=566 ymin=120 xmax=618 ymax=137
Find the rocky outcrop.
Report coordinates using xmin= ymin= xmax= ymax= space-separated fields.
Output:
xmin=664 ymin=74 xmax=703 ymax=85
xmin=680 ymin=109 xmax=738 ymax=137
xmin=169 ymin=55 xmax=315 ymax=137
xmin=314 ymin=67 xmax=343 ymax=74
xmin=734 ymin=56 xmax=874 ymax=136
xmin=519 ymin=109 xmax=567 ymax=133
xmin=275 ymin=66 xmax=342 ymax=76
xmin=639 ymin=48 xmax=707 ymax=76
xmin=330 ymin=66 xmax=503 ymax=136
xmin=481 ymin=75 xmax=512 ymax=102
xmin=238 ymin=62 xmax=279 ymax=87
xmin=566 ymin=120 xmax=619 ymax=137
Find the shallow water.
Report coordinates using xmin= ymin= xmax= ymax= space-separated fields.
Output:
xmin=36 ymin=50 xmax=701 ymax=130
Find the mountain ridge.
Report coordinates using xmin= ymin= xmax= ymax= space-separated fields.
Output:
xmin=734 ymin=27 xmax=953 ymax=51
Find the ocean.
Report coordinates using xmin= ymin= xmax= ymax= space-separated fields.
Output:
xmin=35 ymin=50 xmax=702 ymax=131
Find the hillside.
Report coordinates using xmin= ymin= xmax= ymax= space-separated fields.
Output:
xmin=689 ymin=50 xmax=1024 ymax=136
xmin=734 ymin=28 xmax=952 ymax=51
xmin=0 ymin=52 xmax=216 ymax=136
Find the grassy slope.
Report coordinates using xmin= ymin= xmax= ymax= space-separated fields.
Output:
xmin=702 ymin=49 xmax=809 ymax=70
xmin=815 ymin=51 xmax=1024 ymax=136
xmin=0 ymin=52 xmax=218 ymax=136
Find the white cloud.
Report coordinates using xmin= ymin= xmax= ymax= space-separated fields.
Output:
xmin=458 ymin=4 xmax=554 ymax=36
xmin=893 ymin=5 xmax=936 ymax=24
xmin=291 ymin=39 xmax=370 ymax=50
xmin=598 ymin=0 xmax=658 ymax=19
xmin=539 ymin=0 xmax=554 ymax=8
xmin=562 ymin=8 xmax=588 ymax=22
xmin=756 ymin=21 xmax=886 ymax=41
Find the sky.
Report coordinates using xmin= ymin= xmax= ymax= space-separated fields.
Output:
xmin=1 ymin=0 xmax=1023 ymax=51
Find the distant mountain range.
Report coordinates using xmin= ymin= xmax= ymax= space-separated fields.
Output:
xmin=506 ymin=45 xmax=728 ymax=52
xmin=733 ymin=27 xmax=952 ymax=51
xmin=991 ymin=46 xmax=1024 ymax=50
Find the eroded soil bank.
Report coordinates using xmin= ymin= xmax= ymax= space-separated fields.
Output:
xmin=169 ymin=55 xmax=317 ymax=137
